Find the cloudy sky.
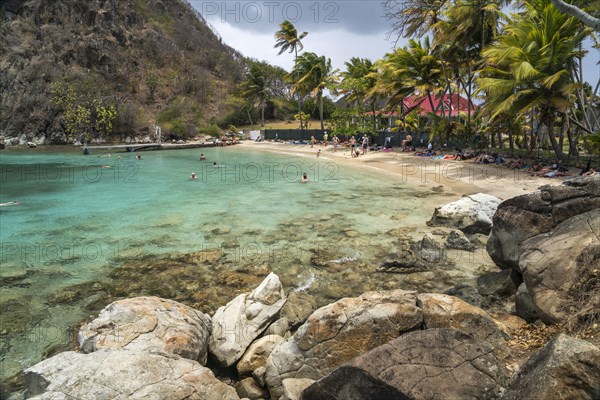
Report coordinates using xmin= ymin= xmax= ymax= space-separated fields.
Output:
xmin=189 ymin=1 xmax=599 ymax=86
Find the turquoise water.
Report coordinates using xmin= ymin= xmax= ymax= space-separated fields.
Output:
xmin=0 ymin=144 xmax=453 ymax=391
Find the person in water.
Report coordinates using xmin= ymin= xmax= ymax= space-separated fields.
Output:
xmin=0 ymin=201 xmax=22 ymax=206
xmin=300 ymin=173 xmax=309 ymax=183
xmin=199 ymin=153 xmax=206 ymax=160
xmin=189 ymin=172 xmax=198 ymax=180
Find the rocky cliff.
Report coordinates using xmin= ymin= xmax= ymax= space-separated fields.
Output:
xmin=0 ymin=0 xmax=244 ymax=144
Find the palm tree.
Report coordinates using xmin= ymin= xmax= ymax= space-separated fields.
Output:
xmin=240 ymin=60 xmax=274 ymax=126
xmin=372 ymin=37 xmax=444 ymax=114
xmin=382 ymin=0 xmax=449 ymax=40
xmin=274 ymin=20 xmax=308 ymax=58
xmin=290 ymin=52 xmax=337 ymax=130
xmin=274 ymin=20 xmax=308 ymax=129
xmin=337 ymin=57 xmax=379 ymax=130
xmin=477 ymin=0 xmax=592 ymax=160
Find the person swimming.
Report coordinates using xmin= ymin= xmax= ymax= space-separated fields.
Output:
xmin=200 ymin=154 xmax=206 ymax=160
xmin=189 ymin=172 xmax=198 ymax=180
xmin=0 ymin=201 xmax=22 ymax=206
xmin=300 ymin=173 xmax=309 ymax=183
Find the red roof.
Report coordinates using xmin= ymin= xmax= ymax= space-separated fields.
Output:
xmin=366 ymin=94 xmax=477 ymax=117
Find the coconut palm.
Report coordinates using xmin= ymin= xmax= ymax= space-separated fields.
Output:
xmin=274 ymin=20 xmax=308 ymax=129
xmin=383 ymin=0 xmax=449 ymax=39
xmin=290 ymin=52 xmax=337 ymax=130
xmin=240 ymin=60 xmax=279 ymax=126
xmin=337 ymin=57 xmax=380 ymax=130
xmin=274 ymin=20 xmax=308 ymax=58
xmin=477 ymin=0 xmax=592 ymax=159
xmin=372 ymin=37 xmax=444 ymax=113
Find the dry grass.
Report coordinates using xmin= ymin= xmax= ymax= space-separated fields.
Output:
xmin=562 ymin=245 xmax=600 ymax=341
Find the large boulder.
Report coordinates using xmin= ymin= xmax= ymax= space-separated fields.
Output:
xmin=209 ymin=272 xmax=287 ymax=367
xmin=265 ymin=289 xmax=423 ymax=399
xmin=78 ymin=296 xmax=211 ymax=364
xmin=24 ymin=350 xmax=239 ymax=399
xmin=237 ymin=335 xmax=285 ymax=377
xmin=487 ymin=176 xmax=600 ymax=270
xmin=301 ymin=329 xmax=508 ymax=400
xmin=519 ymin=209 xmax=600 ymax=323
xmin=501 ymin=334 xmax=600 ymax=400
xmin=417 ymin=293 xmax=509 ymax=359
xmin=428 ymin=193 xmax=501 ymax=234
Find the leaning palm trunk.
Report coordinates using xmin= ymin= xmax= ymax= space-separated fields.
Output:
xmin=317 ymin=90 xmax=325 ymax=130
xmin=545 ymin=113 xmax=565 ymax=161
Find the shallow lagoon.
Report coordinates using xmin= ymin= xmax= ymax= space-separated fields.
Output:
xmin=0 ymin=144 xmax=470 ymax=390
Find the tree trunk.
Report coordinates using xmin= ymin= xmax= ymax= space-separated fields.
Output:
xmin=546 ymin=113 xmax=565 ymax=161
xmin=549 ymin=0 xmax=600 ymax=30
xmin=319 ymin=91 xmax=324 ymax=131
xmin=247 ymin=108 xmax=253 ymax=126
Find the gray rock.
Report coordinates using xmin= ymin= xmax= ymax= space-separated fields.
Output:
xmin=515 ymin=283 xmax=539 ymax=323
xmin=237 ymin=335 xmax=285 ymax=377
xmin=301 ymin=329 xmax=508 ymax=400
xmin=445 ymin=229 xmax=476 ymax=251
xmin=209 ymin=272 xmax=286 ymax=367
xmin=501 ymin=334 xmax=600 ymax=400
xmin=265 ymin=290 xmax=423 ymax=399
xmin=420 ymin=233 xmax=446 ymax=262
xmin=428 ymin=193 xmax=502 ymax=234
xmin=78 ymin=296 xmax=211 ymax=364
xmin=487 ymin=176 xmax=600 ymax=270
xmin=519 ymin=209 xmax=600 ymax=323
xmin=236 ymin=377 xmax=268 ymax=400
xmin=281 ymin=291 xmax=318 ymax=329
xmin=417 ymin=293 xmax=509 ymax=360
xmin=24 ymin=350 xmax=239 ymax=399
xmin=253 ymin=366 xmax=267 ymax=387
xmin=444 ymin=284 xmax=483 ymax=307
xmin=283 ymin=378 xmax=315 ymax=400
xmin=263 ymin=317 xmax=289 ymax=337
xmin=477 ymin=270 xmax=520 ymax=297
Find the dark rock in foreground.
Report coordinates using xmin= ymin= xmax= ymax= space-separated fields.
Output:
xmin=301 ymin=328 xmax=508 ymax=400
xmin=501 ymin=334 xmax=600 ymax=400
xmin=487 ymin=176 xmax=600 ymax=271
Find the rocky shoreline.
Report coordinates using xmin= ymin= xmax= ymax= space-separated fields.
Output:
xmin=9 ymin=176 xmax=600 ymax=399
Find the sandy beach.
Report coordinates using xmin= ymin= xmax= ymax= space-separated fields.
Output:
xmin=241 ymin=140 xmax=564 ymax=200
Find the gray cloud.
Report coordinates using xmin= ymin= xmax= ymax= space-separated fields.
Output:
xmin=189 ymin=0 xmax=390 ymax=34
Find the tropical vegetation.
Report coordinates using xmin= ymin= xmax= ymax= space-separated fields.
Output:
xmin=234 ymin=0 xmax=598 ymax=163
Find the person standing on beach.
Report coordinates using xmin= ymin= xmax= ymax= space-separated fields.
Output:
xmin=362 ymin=135 xmax=369 ymax=155
xmin=350 ymin=136 xmax=356 ymax=157
xmin=310 ymin=136 xmax=316 ymax=148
